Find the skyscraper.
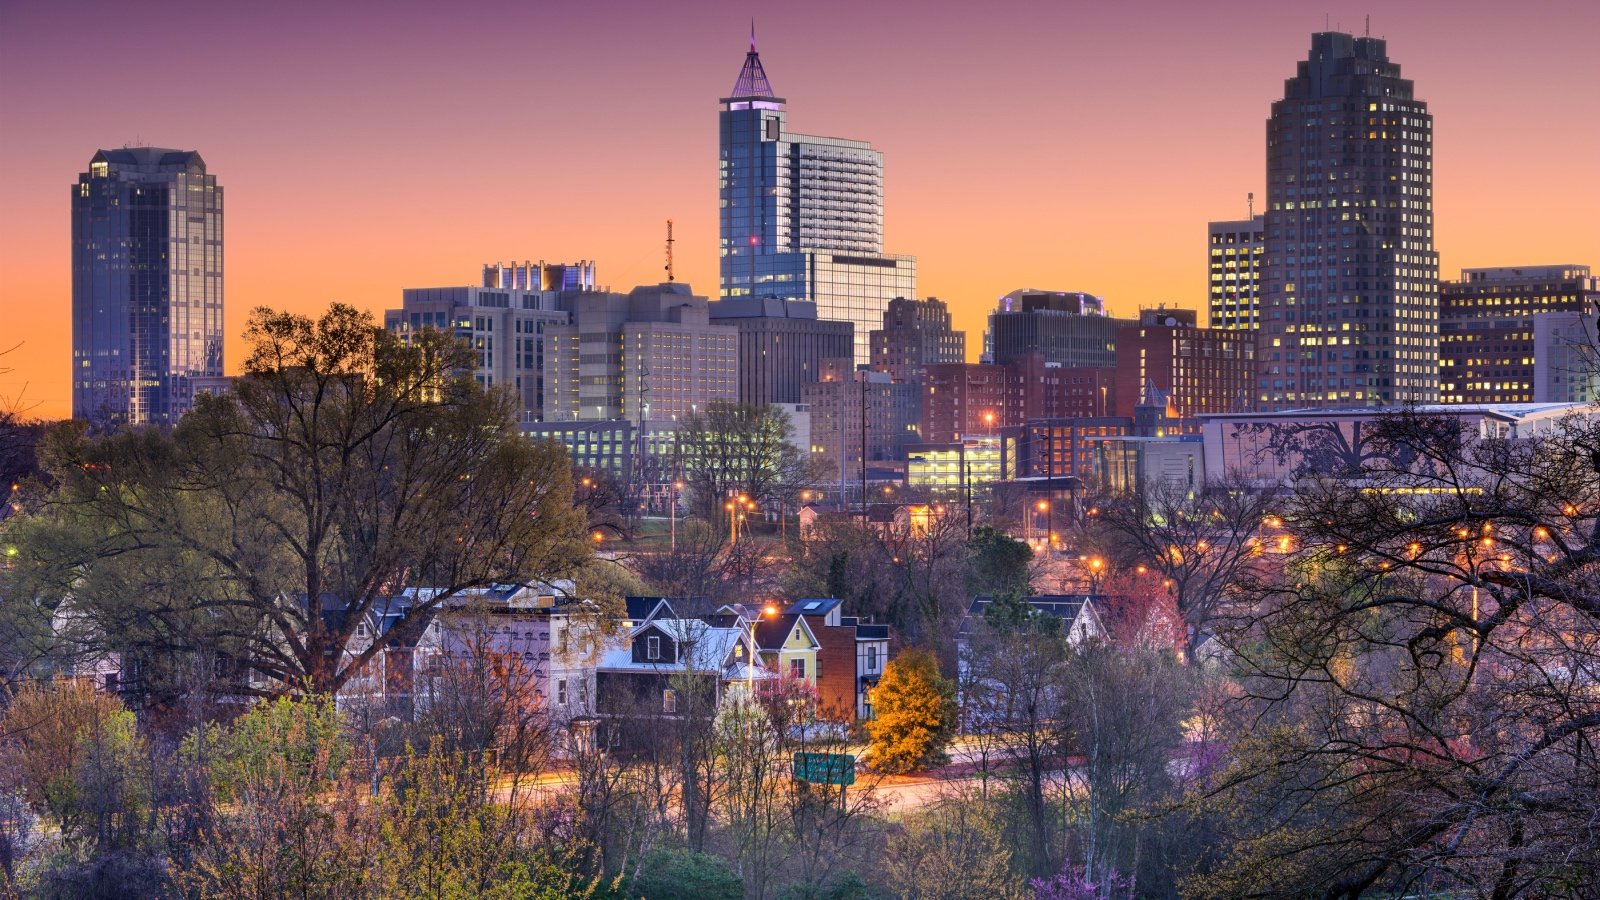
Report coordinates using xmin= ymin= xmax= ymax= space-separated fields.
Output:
xmin=719 ymin=36 xmax=915 ymax=366
xmin=1112 ymin=308 xmax=1255 ymax=418
xmin=1207 ymin=216 xmax=1264 ymax=330
xmin=1257 ymin=33 xmax=1438 ymax=409
xmin=72 ymin=148 xmax=223 ymax=425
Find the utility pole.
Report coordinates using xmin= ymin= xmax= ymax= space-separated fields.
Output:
xmin=860 ymin=375 xmax=868 ymax=526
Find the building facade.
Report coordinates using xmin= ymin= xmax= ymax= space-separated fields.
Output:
xmin=1208 ymin=215 xmax=1264 ymax=330
xmin=483 ymin=259 xmax=597 ymax=293
xmin=386 ymin=282 xmax=575 ymax=423
xmin=708 ymin=297 xmax=854 ymax=405
xmin=718 ymin=39 xmax=915 ymax=366
xmin=985 ymin=289 xmax=1128 ymax=368
xmin=922 ymin=362 xmax=1018 ymax=445
xmin=1534 ymin=311 xmax=1600 ymax=404
xmin=1201 ymin=403 xmax=1598 ymax=485
xmin=905 ymin=437 xmax=1005 ymax=499
xmin=1113 ymin=308 xmax=1255 ymax=418
xmin=543 ymin=283 xmax=738 ymax=424
xmin=922 ymin=354 xmax=1113 ymax=444
xmin=801 ymin=361 xmax=921 ymax=480
xmin=870 ymin=296 xmax=966 ymax=384
xmin=999 ymin=417 xmax=1134 ymax=481
xmin=1258 ymin=32 xmax=1438 ymax=409
xmin=1439 ymin=265 xmax=1599 ymax=405
xmin=72 ymin=148 xmax=223 ymax=425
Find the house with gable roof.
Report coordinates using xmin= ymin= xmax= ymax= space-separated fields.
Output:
xmin=594 ymin=616 xmax=772 ymax=725
xmin=786 ymin=598 xmax=893 ymax=722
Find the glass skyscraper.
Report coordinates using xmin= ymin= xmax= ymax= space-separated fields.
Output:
xmin=72 ymin=148 xmax=223 ymax=426
xmin=719 ymin=38 xmax=915 ymax=366
xmin=1258 ymin=33 xmax=1438 ymax=409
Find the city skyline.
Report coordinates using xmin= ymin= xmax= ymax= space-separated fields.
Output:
xmin=3 ymin=0 xmax=1598 ymax=419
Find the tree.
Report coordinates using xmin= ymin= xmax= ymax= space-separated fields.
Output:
xmin=865 ymin=648 xmax=955 ymax=774
xmin=1193 ymin=409 xmax=1600 ymax=896
xmin=673 ymin=402 xmax=818 ymax=522
xmin=962 ymin=614 xmax=1068 ymax=877
xmin=0 ymin=679 xmax=121 ymax=809
xmin=629 ymin=847 xmax=743 ymax=900
xmin=882 ymin=793 xmax=1025 ymax=900
xmin=1093 ymin=475 xmax=1278 ymax=656
xmin=1058 ymin=643 xmax=1193 ymax=893
xmin=966 ymin=525 xmax=1033 ymax=600
xmin=28 ymin=304 xmax=589 ymax=697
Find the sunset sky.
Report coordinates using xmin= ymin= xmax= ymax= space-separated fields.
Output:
xmin=2 ymin=0 xmax=1596 ymax=420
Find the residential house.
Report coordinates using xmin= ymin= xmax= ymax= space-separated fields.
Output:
xmin=753 ymin=613 xmax=822 ymax=686
xmin=956 ymin=594 xmax=1108 ymax=665
xmin=595 ymin=617 xmax=772 ymax=725
xmin=786 ymin=598 xmax=893 ymax=722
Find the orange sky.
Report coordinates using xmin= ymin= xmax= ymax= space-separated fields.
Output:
xmin=2 ymin=0 xmax=1597 ymax=420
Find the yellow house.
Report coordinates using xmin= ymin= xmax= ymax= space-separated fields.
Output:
xmin=752 ymin=614 xmax=821 ymax=686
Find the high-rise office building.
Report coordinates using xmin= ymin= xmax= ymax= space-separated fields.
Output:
xmin=386 ymin=263 xmax=591 ymax=423
xmin=719 ymin=38 xmax=915 ymax=366
xmin=1258 ymin=32 xmax=1438 ymax=409
xmin=1208 ymin=216 xmax=1264 ymax=330
xmin=708 ymin=297 xmax=853 ymax=406
xmin=1113 ymin=308 xmax=1255 ymax=418
xmin=985 ymin=289 xmax=1129 ymax=369
xmin=544 ymin=283 xmax=738 ymax=424
xmin=1438 ymin=265 xmax=1599 ymax=404
xmin=870 ymin=296 xmax=966 ymax=384
xmin=72 ymin=148 xmax=223 ymax=425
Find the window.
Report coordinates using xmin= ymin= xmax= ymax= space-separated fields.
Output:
xmin=663 ymin=689 xmax=677 ymax=713
xmin=646 ymin=636 xmax=661 ymax=660
xmin=790 ymin=658 xmax=806 ymax=680
xmin=866 ymin=645 xmax=878 ymax=671
xmin=556 ymin=679 xmax=568 ymax=706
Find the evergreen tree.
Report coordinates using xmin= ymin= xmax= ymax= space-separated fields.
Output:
xmin=865 ymin=648 xmax=955 ymax=774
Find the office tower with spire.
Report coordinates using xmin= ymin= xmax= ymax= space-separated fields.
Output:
xmin=72 ymin=148 xmax=223 ymax=426
xmin=1257 ymin=32 xmax=1438 ymax=409
xmin=719 ymin=32 xmax=915 ymax=366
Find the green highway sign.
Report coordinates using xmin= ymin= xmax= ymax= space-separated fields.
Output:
xmin=793 ymin=752 xmax=856 ymax=786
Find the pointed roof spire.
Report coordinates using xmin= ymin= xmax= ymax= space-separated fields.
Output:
xmin=728 ymin=24 xmax=778 ymax=100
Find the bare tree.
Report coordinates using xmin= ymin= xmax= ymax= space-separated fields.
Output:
xmin=962 ymin=614 xmax=1069 ymax=877
xmin=1094 ymin=475 xmax=1279 ymax=657
xmin=1193 ymin=409 xmax=1600 ymax=897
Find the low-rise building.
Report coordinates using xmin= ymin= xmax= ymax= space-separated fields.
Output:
xmin=787 ymin=598 xmax=892 ymax=723
xmin=1201 ymin=403 xmax=1600 ymax=485
xmin=594 ymin=617 xmax=771 ymax=723
xmin=905 ymin=437 xmax=1006 ymax=500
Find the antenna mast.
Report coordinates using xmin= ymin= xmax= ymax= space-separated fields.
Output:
xmin=1248 ymin=191 xmax=1254 ymax=218
xmin=665 ymin=219 xmax=675 ymax=282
